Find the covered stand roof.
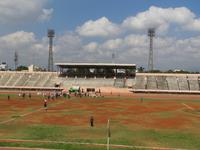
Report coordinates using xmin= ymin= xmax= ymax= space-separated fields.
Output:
xmin=55 ymin=63 xmax=136 ymax=69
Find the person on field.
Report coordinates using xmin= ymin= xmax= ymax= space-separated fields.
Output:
xmin=63 ymin=93 xmax=67 ymax=98
xmin=99 ymin=89 xmax=101 ymax=96
xmin=68 ymin=93 xmax=71 ymax=99
xmin=90 ymin=116 xmax=94 ymax=127
xmin=7 ymin=95 xmax=10 ymax=100
xmin=44 ymin=99 xmax=48 ymax=111
xmin=29 ymin=93 xmax=31 ymax=99
xmin=22 ymin=93 xmax=25 ymax=99
xmin=18 ymin=93 xmax=21 ymax=97
xmin=140 ymin=97 xmax=143 ymax=103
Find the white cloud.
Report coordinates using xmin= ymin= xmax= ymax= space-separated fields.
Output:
xmin=76 ymin=17 xmax=121 ymax=37
xmin=1 ymin=5 xmax=200 ymax=71
xmin=0 ymin=0 xmax=53 ymax=24
xmin=122 ymin=6 xmax=200 ymax=33
xmin=38 ymin=8 xmax=54 ymax=22
xmin=0 ymin=31 xmax=48 ymax=67
xmin=0 ymin=30 xmax=200 ymax=71
xmin=83 ymin=42 xmax=98 ymax=53
xmin=77 ymin=6 xmax=200 ymax=38
xmin=0 ymin=31 xmax=36 ymax=47
xmin=101 ymin=39 xmax=123 ymax=50
xmin=78 ymin=34 xmax=200 ymax=71
xmin=54 ymin=32 xmax=84 ymax=62
xmin=184 ymin=19 xmax=200 ymax=31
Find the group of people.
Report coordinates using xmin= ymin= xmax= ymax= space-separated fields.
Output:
xmin=6 ymin=90 xmax=98 ymax=127
xmin=72 ymin=88 xmax=102 ymax=98
xmin=18 ymin=92 xmax=32 ymax=99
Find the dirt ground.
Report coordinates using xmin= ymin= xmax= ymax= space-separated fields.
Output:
xmin=1 ymin=92 xmax=200 ymax=130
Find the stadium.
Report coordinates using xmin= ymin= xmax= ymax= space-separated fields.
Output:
xmin=1 ymin=59 xmax=200 ymax=150
xmin=0 ymin=66 xmax=200 ymax=94
xmin=0 ymin=30 xmax=200 ymax=150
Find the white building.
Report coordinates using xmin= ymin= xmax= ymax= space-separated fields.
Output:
xmin=0 ymin=62 xmax=8 ymax=71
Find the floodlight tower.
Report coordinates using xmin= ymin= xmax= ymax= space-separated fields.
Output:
xmin=47 ymin=29 xmax=55 ymax=72
xmin=148 ymin=28 xmax=155 ymax=71
xmin=14 ymin=51 xmax=18 ymax=70
xmin=112 ymin=52 xmax=115 ymax=64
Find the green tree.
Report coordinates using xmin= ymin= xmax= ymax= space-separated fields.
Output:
xmin=16 ymin=65 xmax=28 ymax=71
xmin=137 ymin=67 xmax=145 ymax=73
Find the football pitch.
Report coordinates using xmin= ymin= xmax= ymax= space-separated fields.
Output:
xmin=0 ymin=92 xmax=200 ymax=150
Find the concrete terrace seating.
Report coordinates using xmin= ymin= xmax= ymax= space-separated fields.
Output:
xmin=24 ymin=74 xmax=40 ymax=86
xmin=44 ymin=74 xmax=58 ymax=87
xmin=0 ymin=72 xmax=59 ymax=88
xmin=166 ymin=76 xmax=179 ymax=90
xmin=146 ymin=76 xmax=157 ymax=90
xmin=0 ymin=73 xmax=12 ymax=86
xmin=34 ymin=74 xmax=50 ymax=87
xmin=199 ymin=78 xmax=200 ymax=90
xmin=0 ymin=71 xmax=200 ymax=93
xmin=134 ymin=74 xmax=200 ymax=93
xmin=114 ymin=78 xmax=125 ymax=88
xmin=125 ymin=79 xmax=134 ymax=87
xmin=6 ymin=73 xmax=22 ymax=86
xmin=15 ymin=73 xmax=30 ymax=86
xmin=134 ymin=76 xmax=146 ymax=89
xmin=62 ymin=78 xmax=115 ymax=87
xmin=188 ymin=76 xmax=199 ymax=91
xmin=62 ymin=78 xmax=77 ymax=87
xmin=177 ymin=76 xmax=189 ymax=90
xmin=156 ymin=76 xmax=168 ymax=90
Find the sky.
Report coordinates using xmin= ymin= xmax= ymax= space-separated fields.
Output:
xmin=0 ymin=0 xmax=200 ymax=71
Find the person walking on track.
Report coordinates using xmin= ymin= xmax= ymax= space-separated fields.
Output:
xmin=44 ymin=99 xmax=48 ymax=112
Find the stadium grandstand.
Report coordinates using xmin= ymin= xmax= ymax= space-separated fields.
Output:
xmin=133 ymin=73 xmax=200 ymax=94
xmin=0 ymin=71 xmax=61 ymax=91
xmin=1 ymin=63 xmax=200 ymax=94
xmin=0 ymin=63 xmax=136 ymax=91
xmin=55 ymin=63 xmax=136 ymax=89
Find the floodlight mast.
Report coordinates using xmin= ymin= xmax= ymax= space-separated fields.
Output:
xmin=148 ymin=28 xmax=155 ymax=71
xmin=14 ymin=51 xmax=18 ymax=70
xmin=48 ymin=29 xmax=55 ymax=72
xmin=112 ymin=52 xmax=115 ymax=64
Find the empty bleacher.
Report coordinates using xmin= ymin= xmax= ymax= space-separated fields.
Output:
xmin=24 ymin=73 xmax=40 ymax=86
xmin=0 ymin=73 xmax=12 ymax=86
xmin=125 ymin=78 xmax=134 ymax=88
xmin=62 ymin=78 xmax=115 ymax=87
xmin=166 ymin=76 xmax=179 ymax=90
xmin=114 ymin=78 xmax=125 ymax=88
xmin=34 ymin=74 xmax=49 ymax=87
xmin=156 ymin=76 xmax=168 ymax=90
xmin=5 ymin=73 xmax=21 ymax=86
xmin=188 ymin=76 xmax=199 ymax=91
xmin=44 ymin=74 xmax=58 ymax=87
xmin=199 ymin=78 xmax=200 ymax=90
xmin=134 ymin=73 xmax=200 ymax=94
xmin=177 ymin=76 xmax=189 ymax=90
xmin=0 ymin=71 xmax=199 ymax=93
xmin=146 ymin=76 xmax=157 ymax=90
xmin=0 ymin=72 xmax=58 ymax=89
xmin=134 ymin=76 xmax=146 ymax=89
xmin=15 ymin=73 xmax=30 ymax=86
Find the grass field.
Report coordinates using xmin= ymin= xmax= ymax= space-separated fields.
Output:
xmin=0 ymin=92 xmax=200 ymax=150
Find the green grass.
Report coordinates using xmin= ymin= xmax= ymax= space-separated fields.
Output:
xmin=1 ymin=123 xmax=200 ymax=149
xmin=150 ymin=111 xmax=176 ymax=118
xmin=1 ymin=95 xmax=200 ymax=149
xmin=130 ymin=129 xmax=200 ymax=149
xmin=0 ymin=142 xmax=111 ymax=150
